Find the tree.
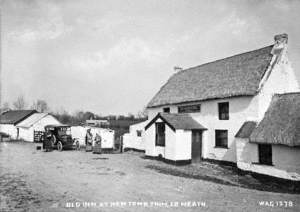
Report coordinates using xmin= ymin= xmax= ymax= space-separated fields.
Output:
xmin=127 ymin=113 xmax=135 ymax=120
xmin=13 ymin=96 xmax=27 ymax=110
xmin=31 ymin=99 xmax=49 ymax=112
xmin=53 ymin=109 xmax=72 ymax=124
xmin=2 ymin=102 xmax=10 ymax=110
xmin=136 ymin=107 xmax=148 ymax=119
xmin=0 ymin=102 xmax=11 ymax=113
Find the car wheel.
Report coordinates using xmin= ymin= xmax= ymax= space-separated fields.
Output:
xmin=57 ymin=141 xmax=63 ymax=151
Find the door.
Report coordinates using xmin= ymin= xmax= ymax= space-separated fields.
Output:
xmin=155 ymin=123 xmax=165 ymax=147
xmin=258 ymin=144 xmax=272 ymax=165
xmin=17 ymin=128 xmax=20 ymax=139
xmin=192 ymin=130 xmax=202 ymax=162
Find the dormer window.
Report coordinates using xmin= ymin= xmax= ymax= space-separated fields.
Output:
xmin=178 ymin=104 xmax=201 ymax=113
xmin=218 ymin=102 xmax=229 ymax=120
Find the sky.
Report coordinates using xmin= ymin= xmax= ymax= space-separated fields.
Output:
xmin=1 ymin=0 xmax=300 ymax=115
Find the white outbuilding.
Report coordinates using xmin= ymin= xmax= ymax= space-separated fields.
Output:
xmin=0 ymin=110 xmax=37 ymax=140
xmin=71 ymin=126 xmax=115 ymax=149
xmin=122 ymin=120 xmax=148 ymax=152
xmin=16 ymin=113 xmax=61 ymax=142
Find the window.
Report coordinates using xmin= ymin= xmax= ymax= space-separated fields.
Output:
xmin=178 ymin=104 xmax=201 ymax=113
xmin=163 ymin=107 xmax=170 ymax=113
xmin=155 ymin=122 xmax=165 ymax=146
xmin=215 ymin=130 xmax=228 ymax=148
xmin=258 ymin=144 xmax=272 ymax=165
xmin=218 ymin=102 xmax=229 ymax=120
xmin=136 ymin=130 xmax=142 ymax=137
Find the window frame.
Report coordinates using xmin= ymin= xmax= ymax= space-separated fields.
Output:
xmin=163 ymin=107 xmax=170 ymax=113
xmin=178 ymin=104 xmax=201 ymax=113
xmin=136 ymin=130 xmax=142 ymax=137
xmin=218 ymin=102 xmax=229 ymax=120
xmin=215 ymin=130 xmax=228 ymax=148
xmin=155 ymin=122 xmax=165 ymax=147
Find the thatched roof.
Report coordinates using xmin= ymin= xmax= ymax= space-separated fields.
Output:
xmin=0 ymin=110 xmax=37 ymax=125
xmin=147 ymin=45 xmax=274 ymax=108
xmin=145 ymin=113 xmax=206 ymax=131
xmin=250 ymin=93 xmax=300 ymax=147
xmin=235 ymin=121 xmax=257 ymax=138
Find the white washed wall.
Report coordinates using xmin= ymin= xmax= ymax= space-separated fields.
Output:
xmin=147 ymin=96 xmax=258 ymax=163
xmin=123 ymin=121 xmax=148 ymax=151
xmin=164 ymin=126 xmax=176 ymax=160
xmin=123 ymin=134 xmax=144 ymax=150
xmin=255 ymin=55 xmax=300 ymax=120
xmin=147 ymin=105 xmax=178 ymax=120
xmin=144 ymin=117 xmax=176 ymax=159
xmin=191 ymin=97 xmax=258 ymax=162
xmin=0 ymin=124 xmax=18 ymax=139
xmin=273 ymin=145 xmax=300 ymax=174
xmin=175 ymin=130 xmax=192 ymax=160
xmin=17 ymin=115 xmax=61 ymax=142
xmin=18 ymin=127 xmax=34 ymax=142
xmin=71 ymin=126 xmax=114 ymax=149
xmin=236 ymin=139 xmax=300 ymax=181
xmin=34 ymin=115 xmax=61 ymax=131
xmin=145 ymin=122 xmax=156 ymax=157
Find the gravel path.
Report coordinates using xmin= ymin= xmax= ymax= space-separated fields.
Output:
xmin=0 ymin=141 xmax=299 ymax=212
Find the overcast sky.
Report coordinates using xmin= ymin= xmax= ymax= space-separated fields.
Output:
xmin=1 ymin=0 xmax=300 ymax=115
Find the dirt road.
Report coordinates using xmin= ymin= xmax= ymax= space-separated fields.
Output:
xmin=0 ymin=142 xmax=299 ymax=212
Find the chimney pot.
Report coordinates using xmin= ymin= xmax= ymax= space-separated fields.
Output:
xmin=272 ymin=33 xmax=288 ymax=56
xmin=274 ymin=33 xmax=288 ymax=44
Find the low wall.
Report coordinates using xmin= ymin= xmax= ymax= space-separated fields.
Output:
xmin=123 ymin=133 xmax=145 ymax=151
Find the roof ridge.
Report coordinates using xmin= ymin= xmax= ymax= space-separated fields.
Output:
xmin=274 ymin=92 xmax=300 ymax=96
xmin=178 ymin=44 xmax=273 ymax=75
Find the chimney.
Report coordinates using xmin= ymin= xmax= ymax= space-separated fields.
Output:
xmin=271 ymin=33 xmax=288 ymax=55
xmin=174 ymin=66 xmax=183 ymax=72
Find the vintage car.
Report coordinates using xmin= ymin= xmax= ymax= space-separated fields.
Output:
xmin=43 ymin=125 xmax=76 ymax=151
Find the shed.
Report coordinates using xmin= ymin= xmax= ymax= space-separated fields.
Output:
xmin=16 ymin=113 xmax=61 ymax=142
xmin=0 ymin=110 xmax=37 ymax=140
xmin=71 ymin=126 xmax=115 ymax=149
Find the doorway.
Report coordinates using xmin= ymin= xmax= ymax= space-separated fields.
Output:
xmin=17 ymin=128 xmax=20 ymax=139
xmin=258 ymin=144 xmax=272 ymax=165
xmin=192 ymin=130 xmax=202 ymax=162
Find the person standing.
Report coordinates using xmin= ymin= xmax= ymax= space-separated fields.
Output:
xmin=93 ymin=133 xmax=102 ymax=154
xmin=85 ymin=129 xmax=93 ymax=152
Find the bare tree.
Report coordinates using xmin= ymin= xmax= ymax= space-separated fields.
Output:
xmin=2 ymin=102 xmax=10 ymax=110
xmin=31 ymin=99 xmax=49 ymax=112
xmin=136 ymin=107 xmax=148 ymax=118
xmin=1 ymin=102 xmax=11 ymax=113
xmin=13 ymin=96 xmax=27 ymax=110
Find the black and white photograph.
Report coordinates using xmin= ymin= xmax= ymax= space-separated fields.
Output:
xmin=0 ymin=0 xmax=300 ymax=211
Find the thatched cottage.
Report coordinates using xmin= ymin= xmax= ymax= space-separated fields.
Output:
xmin=144 ymin=34 xmax=300 ymax=180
